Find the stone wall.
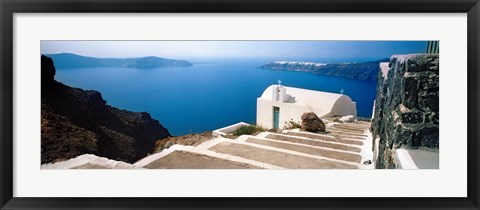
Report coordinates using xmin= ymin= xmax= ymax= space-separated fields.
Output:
xmin=371 ymin=54 xmax=439 ymax=169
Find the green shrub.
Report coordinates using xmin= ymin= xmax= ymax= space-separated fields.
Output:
xmin=233 ymin=125 xmax=265 ymax=136
xmin=268 ymin=128 xmax=278 ymax=133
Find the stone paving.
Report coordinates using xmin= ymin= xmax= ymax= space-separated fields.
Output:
xmin=41 ymin=121 xmax=374 ymax=169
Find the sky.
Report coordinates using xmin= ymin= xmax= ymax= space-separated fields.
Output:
xmin=41 ymin=41 xmax=428 ymax=61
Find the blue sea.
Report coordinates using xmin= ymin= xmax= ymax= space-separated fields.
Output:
xmin=55 ymin=58 xmax=377 ymax=136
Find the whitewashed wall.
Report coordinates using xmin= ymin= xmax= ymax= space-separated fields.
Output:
xmin=256 ymin=95 xmax=356 ymax=129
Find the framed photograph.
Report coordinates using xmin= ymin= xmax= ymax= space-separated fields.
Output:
xmin=1 ymin=0 xmax=478 ymax=209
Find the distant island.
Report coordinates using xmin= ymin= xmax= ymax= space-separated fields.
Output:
xmin=258 ymin=59 xmax=390 ymax=81
xmin=44 ymin=53 xmax=193 ymax=69
xmin=191 ymin=62 xmax=217 ymax=64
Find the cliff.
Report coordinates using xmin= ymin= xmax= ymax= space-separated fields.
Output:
xmin=41 ymin=55 xmax=171 ymax=164
xmin=44 ymin=53 xmax=193 ymax=69
xmin=259 ymin=59 xmax=389 ymax=81
xmin=370 ymin=54 xmax=439 ymax=169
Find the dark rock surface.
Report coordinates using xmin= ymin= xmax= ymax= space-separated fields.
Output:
xmin=301 ymin=112 xmax=326 ymax=132
xmin=44 ymin=53 xmax=193 ymax=69
xmin=371 ymin=54 xmax=439 ymax=169
xmin=259 ymin=58 xmax=389 ymax=81
xmin=41 ymin=55 xmax=171 ymax=164
xmin=152 ymin=131 xmax=214 ymax=153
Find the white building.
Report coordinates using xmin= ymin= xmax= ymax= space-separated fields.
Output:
xmin=256 ymin=84 xmax=357 ymax=129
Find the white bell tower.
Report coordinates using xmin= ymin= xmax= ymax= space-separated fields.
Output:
xmin=272 ymin=80 xmax=286 ymax=102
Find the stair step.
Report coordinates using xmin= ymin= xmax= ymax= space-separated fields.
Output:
xmin=208 ymin=141 xmax=358 ymax=169
xmin=326 ymin=130 xmax=368 ymax=137
xmin=285 ymin=131 xmax=364 ymax=146
xmin=330 ymin=134 xmax=367 ymax=141
xmin=72 ymin=163 xmax=111 ymax=169
xmin=143 ymin=150 xmax=261 ymax=169
xmin=264 ymin=133 xmax=361 ymax=153
xmin=327 ymin=127 xmax=366 ymax=134
xmin=333 ymin=124 xmax=370 ymax=130
xmin=245 ymin=137 xmax=362 ymax=163
xmin=327 ymin=129 xmax=366 ymax=136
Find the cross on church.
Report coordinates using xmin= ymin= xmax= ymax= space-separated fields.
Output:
xmin=340 ymin=89 xmax=344 ymax=95
xmin=278 ymin=80 xmax=282 ymax=86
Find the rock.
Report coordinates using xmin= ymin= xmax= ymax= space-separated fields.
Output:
xmin=41 ymin=55 xmax=56 ymax=85
xmin=164 ymin=141 xmax=174 ymax=149
xmin=339 ymin=115 xmax=356 ymax=123
xmin=363 ymin=160 xmax=372 ymax=165
xmin=371 ymin=54 xmax=439 ymax=169
xmin=419 ymin=92 xmax=439 ymax=113
xmin=406 ymin=54 xmax=439 ymax=72
xmin=152 ymin=131 xmax=214 ymax=153
xmin=419 ymin=126 xmax=439 ymax=148
xmin=426 ymin=112 xmax=439 ymax=125
xmin=301 ymin=112 xmax=325 ymax=132
xmin=400 ymin=112 xmax=424 ymax=124
xmin=402 ymin=76 xmax=419 ymax=109
xmin=41 ymin=55 xmax=171 ymax=164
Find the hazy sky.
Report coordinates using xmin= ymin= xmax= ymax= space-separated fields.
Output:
xmin=41 ymin=41 xmax=428 ymax=61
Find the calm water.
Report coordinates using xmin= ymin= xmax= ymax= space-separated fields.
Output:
xmin=55 ymin=58 xmax=377 ymax=136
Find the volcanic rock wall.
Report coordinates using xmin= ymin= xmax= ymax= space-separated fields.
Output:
xmin=41 ymin=56 xmax=171 ymax=164
xmin=371 ymin=54 xmax=439 ymax=169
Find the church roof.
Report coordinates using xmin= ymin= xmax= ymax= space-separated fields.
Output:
xmin=259 ymin=85 xmax=354 ymax=111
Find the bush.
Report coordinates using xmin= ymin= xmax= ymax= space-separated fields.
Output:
xmin=268 ymin=128 xmax=278 ymax=133
xmin=284 ymin=118 xmax=302 ymax=129
xmin=233 ymin=125 xmax=265 ymax=136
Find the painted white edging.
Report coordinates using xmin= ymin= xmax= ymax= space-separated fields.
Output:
xmin=245 ymin=136 xmax=362 ymax=156
xmin=134 ymin=144 xmax=187 ymax=167
xmin=134 ymin=140 xmax=284 ymax=169
xmin=286 ymin=130 xmax=336 ymax=140
xmin=196 ymin=138 xmax=226 ymax=149
xmin=264 ymin=132 xmax=363 ymax=148
xmin=40 ymin=154 xmax=138 ymax=169
xmin=212 ymin=122 xmax=251 ymax=137
xmin=358 ymin=130 xmax=375 ymax=169
xmin=394 ymin=149 xmax=419 ymax=169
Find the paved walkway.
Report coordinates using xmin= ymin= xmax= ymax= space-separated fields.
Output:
xmin=41 ymin=121 xmax=374 ymax=169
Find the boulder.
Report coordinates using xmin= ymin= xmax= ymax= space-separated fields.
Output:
xmin=301 ymin=112 xmax=325 ymax=132
xmin=339 ymin=115 xmax=356 ymax=123
xmin=41 ymin=55 xmax=56 ymax=86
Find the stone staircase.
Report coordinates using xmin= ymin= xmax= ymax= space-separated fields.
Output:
xmin=41 ymin=121 xmax=374 ymax=169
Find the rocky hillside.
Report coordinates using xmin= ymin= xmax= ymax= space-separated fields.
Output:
xmin=371 ymin=54 xmax=439 ymax=168
xmin=41 ymin=55 xmax=171 ymax=164
xmin=44 ymin=53 xmax=193 ymax=69
xmin=259 ymin=59 xmax=389 ymax=81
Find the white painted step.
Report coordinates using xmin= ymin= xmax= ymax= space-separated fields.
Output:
xmin=285 ymin=130 xmax=364 ymax=146
xmin=207 ymin=139 xmax=359 ymax=169
xmin=259 ymin=132 xmax=362 ymax=153
xmin=41 ymin=154 xmax=139 ymax=169
xmin=242 ymin=136 xmax=362 ymax=163
xmin=135 ymin=143 xmax=284 ymax=169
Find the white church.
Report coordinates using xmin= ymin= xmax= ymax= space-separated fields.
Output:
xmin=256 ymin=81 xmax=357 ymax=129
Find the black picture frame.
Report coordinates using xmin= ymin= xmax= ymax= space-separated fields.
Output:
xmin=1 ymin=0 xmax=479 ymax=209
